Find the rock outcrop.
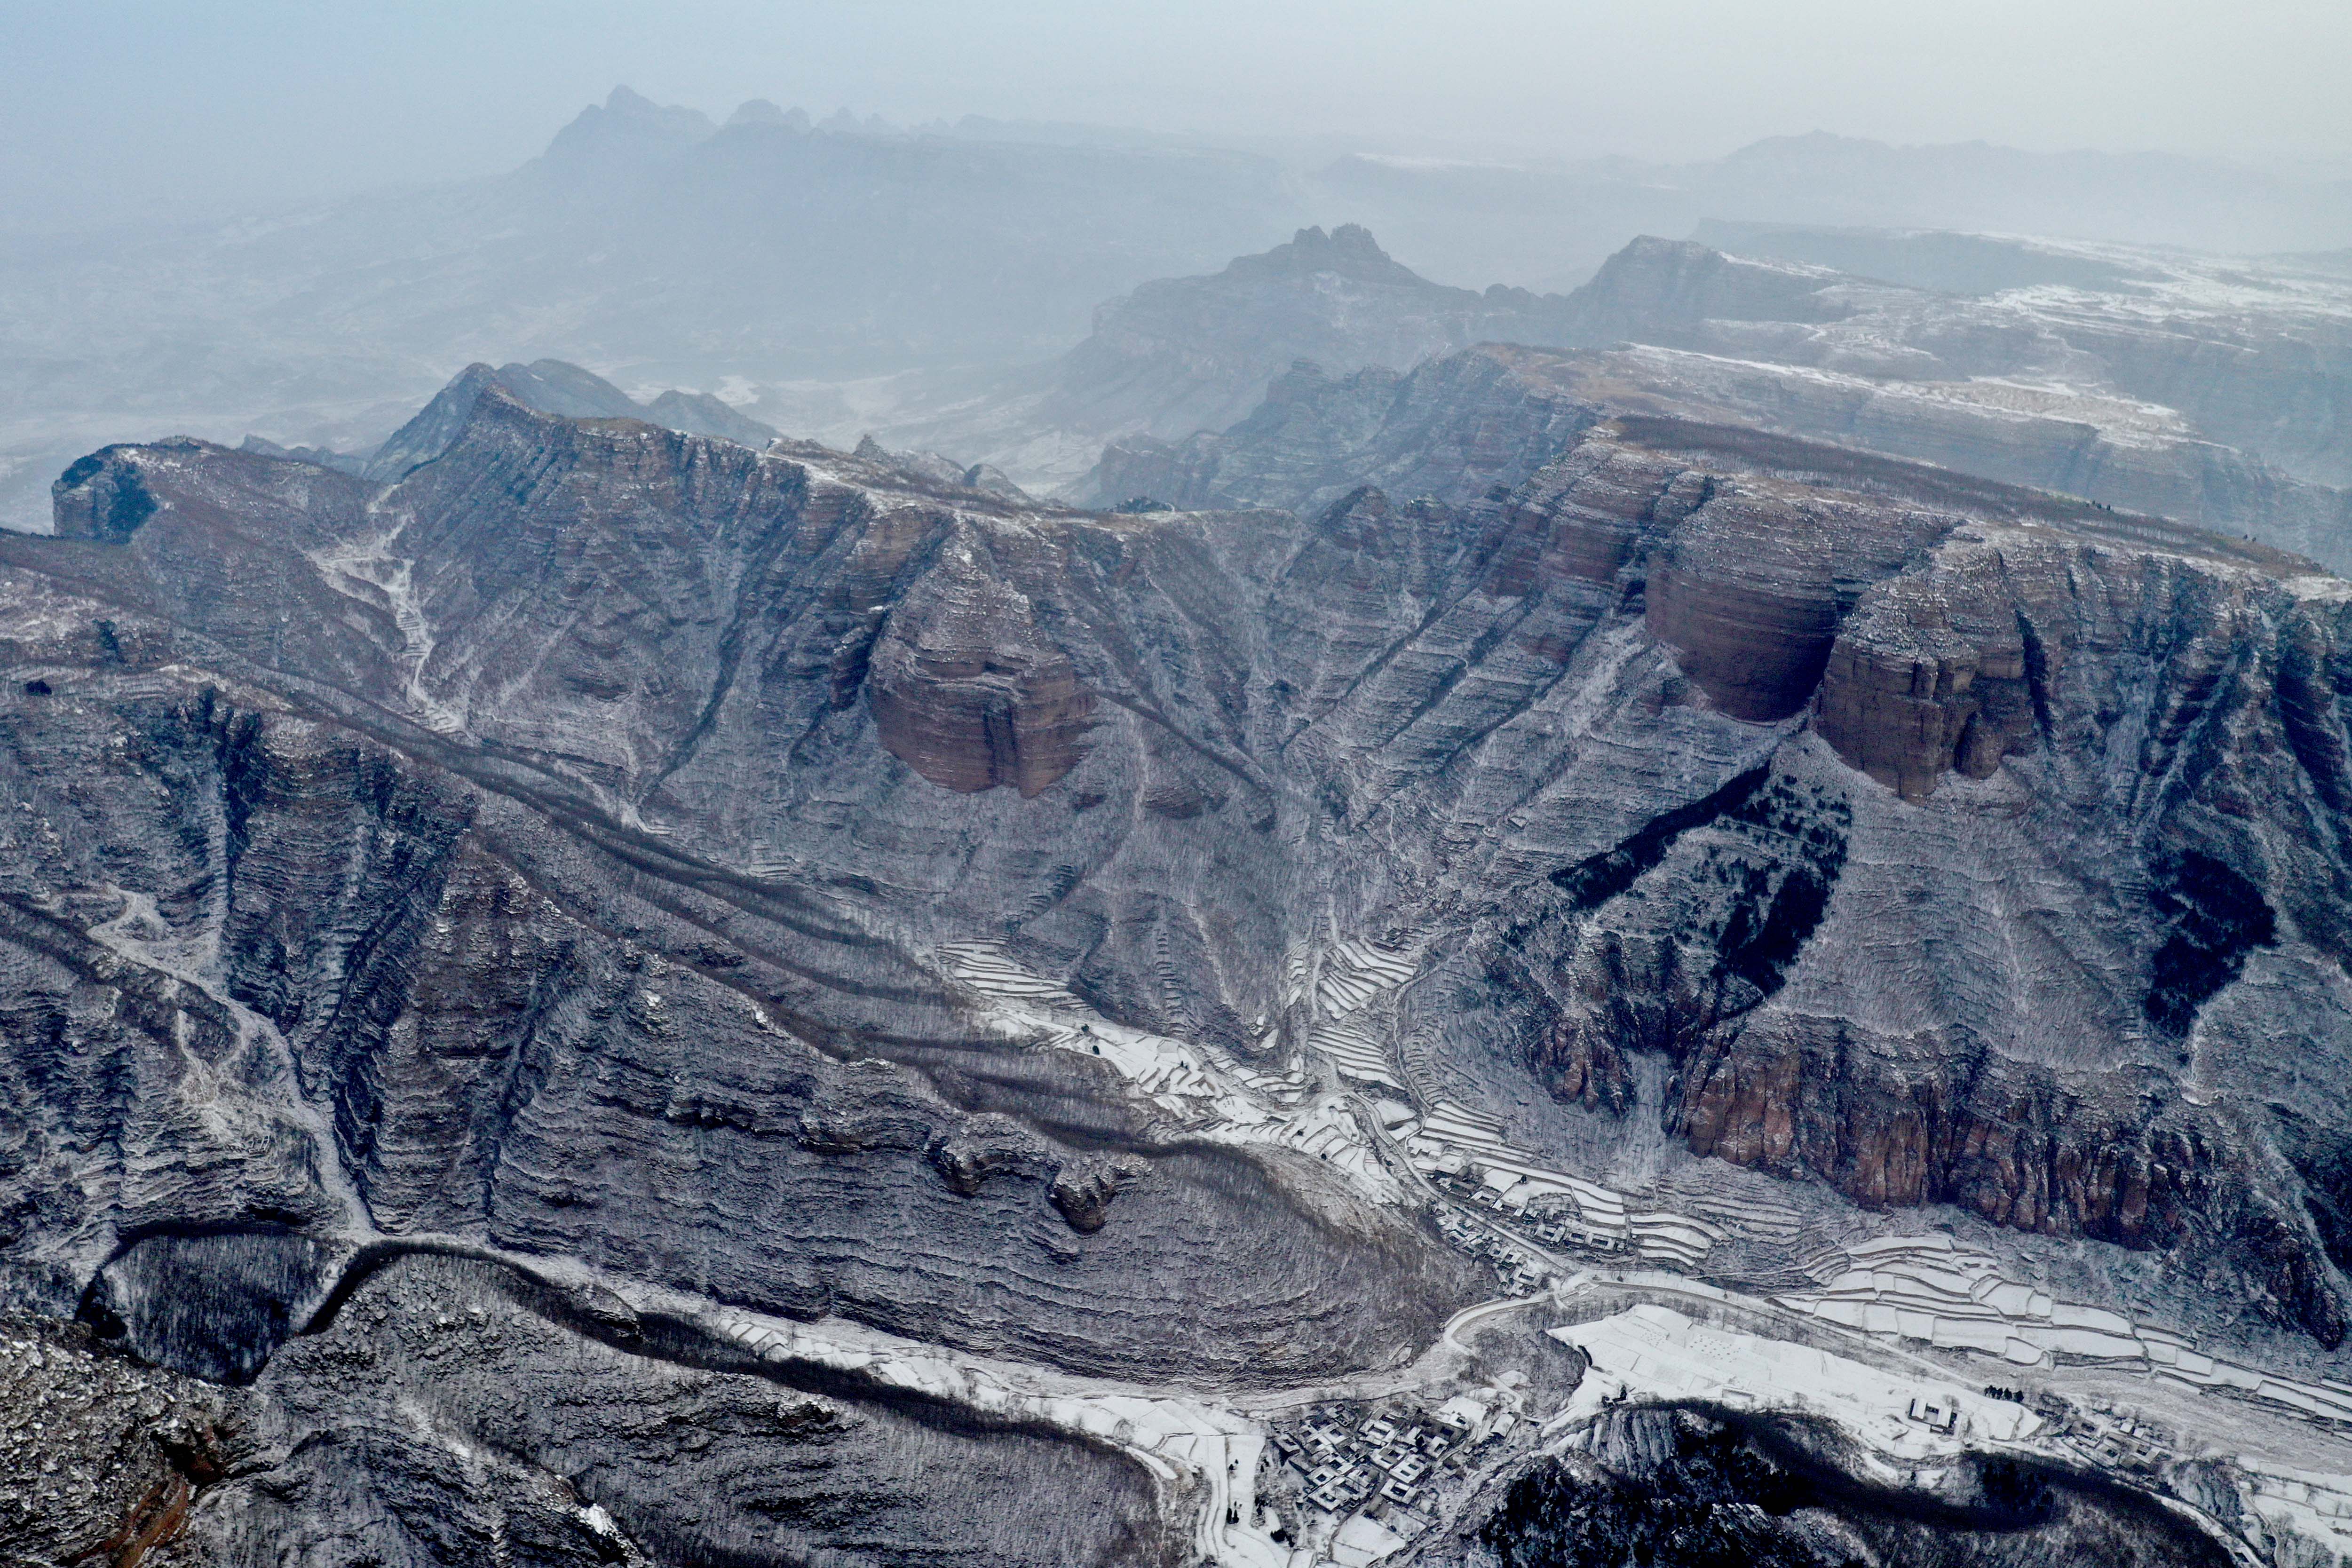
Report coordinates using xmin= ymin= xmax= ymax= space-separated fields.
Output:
xmin=366 ymin=360 xmax=776 ymax=480
xmin=1459 ymin=1406 xmax=2228 ymax=1568
xmin=866 ymin=535 xmax=1095 ymax=795
xmin=9 ymin=382 xmax=2352 ymax=1556
xmin=1551 ymin=233 xmax=2352 ymax=534
xmin=1086 ymin=330 xmax=2352 ymax=571
xmin=1073 ymin=231 xmax=2352 ymax=572
xmin=867 ymin=223 xmax=1592 ymax=495
xmin=0 ymin=1315 xmax=230 ymax=1568
xmin=1080 ymin=346 xmax=1607 ymax=516
xmin=1042 ymin=224 xmax=1579 ymax=441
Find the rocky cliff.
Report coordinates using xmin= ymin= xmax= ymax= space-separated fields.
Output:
xmin=365 ymin=358 xmax=778 ymax=479
xmin=1041 ymin=224 xmax=1578 ymax=442
xmin=864 ymin=223 xmax=1590 ymax=495
xmin=1553 ymin=234 xmax=2352 ymax=512
xmin=8 ymin=386 xmax=2352 ymax=1560
xmin=878 ymin=225 xmax=2352 ymax=557
xmin=1089 ymin=332 xmax=2352 ymax=573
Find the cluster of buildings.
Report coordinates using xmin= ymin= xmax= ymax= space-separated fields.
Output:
xmin=1430 ymin=1207 xmax=1552 ymax=1295
xmin=1385 ymin=1098 xmax=1733 ymax=1292
xmin=1267 ymin=1395 xmax=1520 ymax=1535
xmin=1367 ymin=1098 xmax=1729 ymax=1272
xmin=2051 ymin=1400 xmax=2173 ymax=1473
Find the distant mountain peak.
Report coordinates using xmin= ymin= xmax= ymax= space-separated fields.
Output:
xmin=644 ymin=388 xmax=778 ymax=446
xmin=818 ymin=107 xmax=895 ymax=136
xmin=1227 ymin=222 xmax=1426 ymax=286
xmin=1614 ymin=234 xmax=1707 ymax=261
xmin=542 ymin=86 xmax=716 ymax=164
xmin=1286 ymin=223 xmax=1390 ymax=261
xmin=727 ymin=99 xmax=809 ymax=132
xmin=369 ymin=360 xmax=782 ymax=479
xmin=1027 ymin=224 xmax=1585 ymax=451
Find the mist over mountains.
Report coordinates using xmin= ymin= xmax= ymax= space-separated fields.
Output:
xmin=1330 ymin=131 xmax=2352 ymax=291
xmin=7 ymin=84 xmax=2352 ymax=534
xmin=16 ymin=52 xmax=2352 ymax=1568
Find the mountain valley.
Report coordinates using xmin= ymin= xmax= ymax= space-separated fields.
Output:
xmin=6 ymin=339 xmax=2352 ymax=1560
xmin=9 ymin=63 xmax=2352 ymax=1568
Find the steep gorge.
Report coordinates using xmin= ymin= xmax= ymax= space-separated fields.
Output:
xmin=7 ymin=382 xmax=2352 ymax=1557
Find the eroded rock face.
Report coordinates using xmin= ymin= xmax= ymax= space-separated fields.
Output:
xmin=1815 ymin=529 xmax=2339 ymax=805
xmin=0 ymin=1314 xmax=230 ymax=1568
xmin=1089 ymin=322 xmax=2352 ymax=573
xmin=1556 ymin=234 xmax=2352 ymax=495
xmin=138 ymin=1254 xmax=1181 ymax=1568
xmin=1047 ymin=1154 xmax=1148 ymax=1234
xmin=1523 ymin=494 xmax=2352 ymax=1336
xmin=1813 ymin=560 xmax=2034 ymax=800
xmin=10 ymin=382 xmax=2352 ymax=1554
xmin=0 ymin=397 xmax=1486 ymax=1406
xmin=867 ymin=534 xmax=1094 ymax=795
xmin=1645 ymin=485 xmax=1948 ymax=722
xmin=1042 ymin=223 xmax=1584 ymax=443
xmin=1078 ymin=346 xmax=1606 ymax=515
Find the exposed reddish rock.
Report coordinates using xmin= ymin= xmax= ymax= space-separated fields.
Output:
xmin=1484 ymin=444 xmax=1711 ymax=597
xmin=16 ymin=369 xmax=2352 ymax=1417
xmin=1669 ymin=1008 xmax=2347 ymax=1344
xmin=1521 ymin=498 xmax=2350 ymax=1338
xmin=1532 ymin=1012 xmax=1637 ymax=1116
xmin=1813 ymin=581 xmax=1991 ymax=800
xmin=867 ymin=535 xmax=1094 ymax=796
xmin=1642 ymin=480 xmax=1947 ymax=721
xmin=1813 ymin=528 xmax=2301 ymax=800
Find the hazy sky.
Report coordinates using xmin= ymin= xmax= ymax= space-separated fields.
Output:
xmin=7 ymin=0 xmax=2349 ymax=228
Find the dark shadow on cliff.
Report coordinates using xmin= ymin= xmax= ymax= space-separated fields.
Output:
xmin=1479 ymin=1404 xmax=2230 ymax=1568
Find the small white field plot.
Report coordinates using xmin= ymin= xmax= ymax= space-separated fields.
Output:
xmin=1553 ymin=1303 xmax=2045 ymax=1457
xmin=936 ymin=940 xmax=1083 ymax=1006
xmin=1297 ymin=938 xmax=1419 ymax=1092
xmin=1624 ymin=1213 xmax=1727 ymax=1269
xmin=1780 ymin=1233 xmax=2352 ymax=1428
xmin=935 ymin=939 xmax=1396 ymax=1204
xmin=1681 ymin=1192 xmax=1805 ymax=1246
xmin=711 ymin=1305 xmax=1288 ymax=1568
xmin=939 ymin=940 xmax=1236 ymax=1116
xmin=1403 ymin=1100 xmax=1633 ymax=1249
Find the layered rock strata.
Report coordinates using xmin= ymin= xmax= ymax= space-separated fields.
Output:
xmin=6 ymin=386 xmax=2352 ymax=1554
xmin=1088 ymin=337 xmax=2352 ymax=572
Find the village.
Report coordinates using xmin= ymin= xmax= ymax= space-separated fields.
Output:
xmin=1260 ymin=1390 xmax=1528 ymax=1550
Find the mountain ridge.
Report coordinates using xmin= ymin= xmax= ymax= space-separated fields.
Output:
xmin=14 ymin=382 xmax=2352 ymax=1559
